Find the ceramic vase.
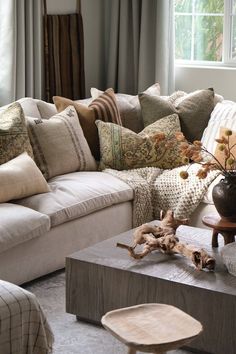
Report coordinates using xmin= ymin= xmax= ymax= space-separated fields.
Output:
xmin=212 ymin=174 xmax=236 ymax=222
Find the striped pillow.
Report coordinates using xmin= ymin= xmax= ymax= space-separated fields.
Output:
xmin=201 ymin=100 xmax=236 ymax=153
xmin=53 ymin=88 xmax=122 ymax=160
xmin=27 ymin=106 xmax=97 ymax=180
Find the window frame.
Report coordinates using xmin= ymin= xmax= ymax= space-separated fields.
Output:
xmin=174 ymin=0 xmax=236 ymax=67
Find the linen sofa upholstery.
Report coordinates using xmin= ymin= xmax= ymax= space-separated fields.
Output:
xmin=17 ymin=171 xmax=133 ymax=227
xmin=0 ymin=203 xmax=50 ymax=253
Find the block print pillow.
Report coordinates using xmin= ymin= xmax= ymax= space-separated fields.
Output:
xmin=96 ymin=114 xmax=184 ymax=170
xmin=27 ymin=106 xmax=97 ymax=180
xmin=139 ymin=88 xmax=215 ymax=142
xmin=0 ymin=102 xmax=34 ymax=165
xmin=53 ymin=88 xmax=122 ymax=160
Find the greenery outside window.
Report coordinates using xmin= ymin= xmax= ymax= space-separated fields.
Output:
xmin=175 ymin=0 xmax=236 ymax=66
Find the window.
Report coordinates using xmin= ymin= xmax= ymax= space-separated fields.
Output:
xmin=175 ymin=0 xmax=236 ymax=65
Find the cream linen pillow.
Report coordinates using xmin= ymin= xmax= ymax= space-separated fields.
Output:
xmin=27 ymin=105 xmax=97 ymax=180
xmin=0 ymin=153 xmax=50 ymax=203
xmin=201 ymin=101 xmax=236 ymax=154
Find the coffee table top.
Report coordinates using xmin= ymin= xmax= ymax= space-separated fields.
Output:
xmin=67 ymin=222 xmax=236 ymax=296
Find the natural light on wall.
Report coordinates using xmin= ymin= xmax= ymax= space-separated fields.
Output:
xmin=175 ymin=0 xmax=236 ymax=65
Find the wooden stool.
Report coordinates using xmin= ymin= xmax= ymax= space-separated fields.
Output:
xmin=101 ymin=303 xmax=202 ymax=354
xmin=202 ymin=214 xmax=236 ymax=247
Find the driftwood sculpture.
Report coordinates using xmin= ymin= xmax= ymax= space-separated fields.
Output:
xmin=117 ymin=210 xmax=215 ymax=270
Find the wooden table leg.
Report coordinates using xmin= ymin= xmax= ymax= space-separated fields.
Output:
xmin=127 ymin=347 xmax=136 ymax=354
xmin=212 ymin=229 xmax=219 ymax=247
xmin=221 ymin=231 xmax=235 ymax=245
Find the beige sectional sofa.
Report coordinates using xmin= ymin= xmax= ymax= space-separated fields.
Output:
xmin=0 ymin=91 xmax=231 ymax=285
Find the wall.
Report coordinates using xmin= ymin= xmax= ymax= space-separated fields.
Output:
xmin=175 ymin=65 xmax=236 ymax=101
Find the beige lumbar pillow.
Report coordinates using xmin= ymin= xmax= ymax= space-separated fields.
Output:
xmin=27 ymin=105 xmax=97 ymax=180
xmin=0 ymin=152 xmax=50 ymax=203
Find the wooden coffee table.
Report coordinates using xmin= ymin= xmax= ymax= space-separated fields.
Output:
xmin=66 ymin=222 xmax=236 ymax=354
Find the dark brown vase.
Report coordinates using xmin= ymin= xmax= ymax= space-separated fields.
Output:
xmin=212 ymin=174 xmax=236 ymax=222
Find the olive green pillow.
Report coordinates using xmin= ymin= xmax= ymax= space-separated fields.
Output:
xmin=96 ymin=114 xmax=184 ymax=170
xmin=139 ymin=89 xmax=215 ymax=142
xmin=0 ymin=102 xmax=34 ymax=165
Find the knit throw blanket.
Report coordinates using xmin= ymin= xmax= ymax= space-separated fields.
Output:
xmin=105 ymin=165 xmax=220 ymax=227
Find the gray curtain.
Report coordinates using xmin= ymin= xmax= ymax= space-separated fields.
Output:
xmin=0 ymin=0 xmax=43 ymax=106
xmin=82 ymin=0 xmax=174 ymax=96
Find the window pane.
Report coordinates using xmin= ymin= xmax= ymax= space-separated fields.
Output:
xmin=175 ymin=15 xmax=192 ymax=60
xmin=195 ymin=0 xmax=224 ymax=14
xmin=194 ymin=15 xmax=223 ymax=61
xmin=233 ymin=0 xmax=236 ymax=14
xmin=231 ymin=15 xmax=236 ymax=59
xmin=175 ymin=0 xmax=192 ymax=13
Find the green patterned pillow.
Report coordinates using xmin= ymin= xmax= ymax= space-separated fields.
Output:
xmin=96 ymin=114 xmax=184 ymax=170
xmin=0 ymin=102 xmax=34 ymax=165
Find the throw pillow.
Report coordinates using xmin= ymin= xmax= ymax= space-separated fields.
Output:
xmin=0 ymin=152 xmax=50 ymax=203
xmin=0 ymin=102 xmax=34 ymax=165
xmin=96 ymin=113 xmax=184 ymax=170
xmin=139 ymin=88 xmax=215 ymax=142
xmin=53 ymin=88 xmax=122 ymax=160
xmin=214 ymin=127 xmax=236 ymax=169
xmin=201 ymin=100 xmax=236 ymax=154
xmin=27 ymin=105 xmax=97 ymax=180
xmin=90 ymin=83 xmax=161 ymax=133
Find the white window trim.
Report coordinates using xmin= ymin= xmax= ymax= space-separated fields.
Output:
xmin=175 ymin=0 xmax=236 ymax=67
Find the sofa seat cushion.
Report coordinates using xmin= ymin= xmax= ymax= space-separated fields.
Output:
xmin=0 ymin=203 xmax=50 ymax=253
xmin=16 ymin=172 xmax=133 ymax=227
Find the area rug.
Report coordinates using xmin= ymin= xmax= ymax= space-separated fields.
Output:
xmin=24 ymin=270 xmax=192 ymax=354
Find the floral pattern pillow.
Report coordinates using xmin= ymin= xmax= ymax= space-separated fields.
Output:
xmin=96 ymin=113 xmax=184 ymax=170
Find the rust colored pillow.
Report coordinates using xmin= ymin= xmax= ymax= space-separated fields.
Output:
xmin=53 ymin=88 xmax=122 ymax=160
xmin=214 ymin=127 xmax=236 ymax=169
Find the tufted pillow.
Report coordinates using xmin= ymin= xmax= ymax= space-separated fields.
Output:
xmin=96 ymin=114 xmax=184 ymax=170
xmin=0 ymin=102 xmax=34 ymax=165
xmin=27 ymin=106 xmax=97 ymax=180
xmin=53 ymin=88 xmax=122 ymax=160
xmin=139 ymin=88 xmax=215 ymax=142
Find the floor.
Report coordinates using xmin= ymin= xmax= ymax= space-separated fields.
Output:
xmin=24 ymin=270 xmax=196 ymax=354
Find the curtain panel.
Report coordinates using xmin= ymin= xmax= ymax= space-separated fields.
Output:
xmin=82 ymin=0 xmax=174 ymax=96
xmin=0 ymin=0 xmax=43 ymax=105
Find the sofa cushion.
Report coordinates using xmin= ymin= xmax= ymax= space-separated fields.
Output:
xmin=139 ymin=88 xmax=215 ymax=142
xmin=0 ymin=102 xmax=34 ymax=165
xmin=0 ymin=153 xmax=50 ymax=203
xmin=0 ymin=203 xmax=50 ymax=253
xmin=27 ymin=105 xmax=97 ymax=180
xmin=90 ymin=83 xmax=161 ymax=133
xmin=53 ymin=88 xmax=122 ymax=160
xmin=16 ymin=171 xmax=133 ymax=227
xmin=96 ymin=114 xmax=184 ymax=170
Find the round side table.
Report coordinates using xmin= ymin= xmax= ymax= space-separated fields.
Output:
xmin=202 ymin=214 xmax=236 ymax=247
